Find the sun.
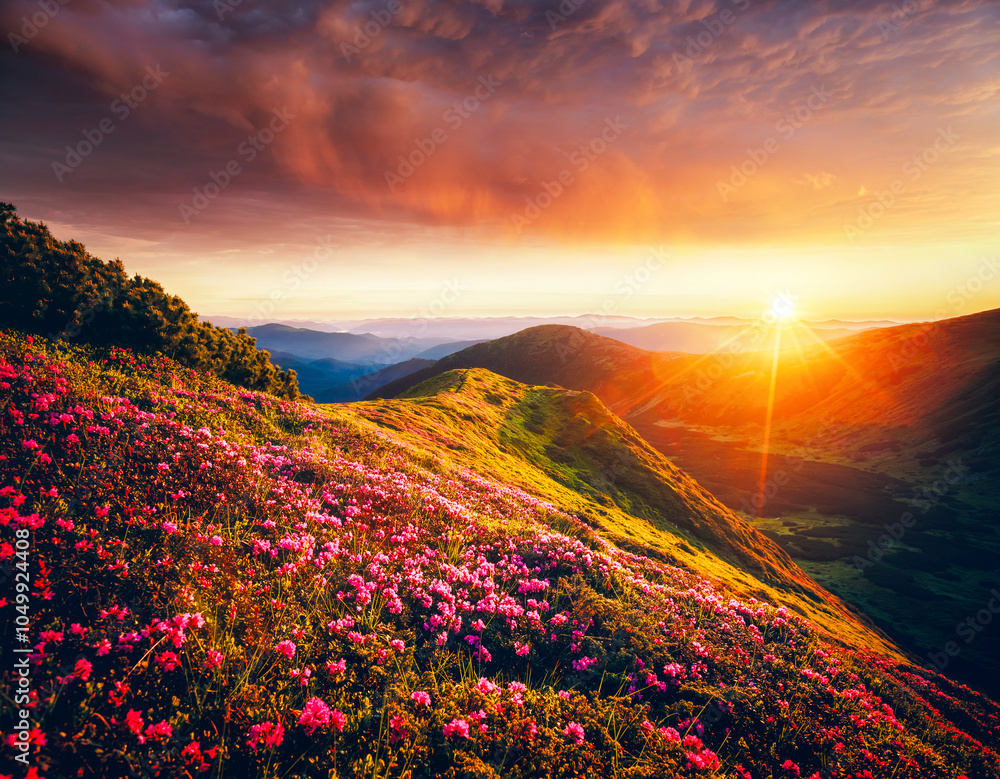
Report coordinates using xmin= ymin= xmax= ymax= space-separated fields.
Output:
xmin=769 ymin=293 xmax=796 ymax=322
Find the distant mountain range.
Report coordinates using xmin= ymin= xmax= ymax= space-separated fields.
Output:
xmin=231 ymin=324 xmax=471 ymax=399
xmin=203 ymin=313 xmax=896 ymax=342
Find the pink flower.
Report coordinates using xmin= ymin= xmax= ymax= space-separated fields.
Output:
xmin=474 ymin=677 xmax=500 ymax=696
xmin=274 ymin=640 xmax=296 ymax=659
xmin=782 ymin=760 xmax=801 ymax=777
xmin=156 ymin=651 xmax=180 ymax=671
xmin=298 ymin=697 xmax=332 ymax=735
xmin=125 ymin=709 xmax=145 ymax=741
xmin=203 ymin=650 xmax=224 ymax=669
xmin=659 ymin=726 xmax=681 ymax=743
xmin=247 ymin=721 xmax=285 ymax=750
xmin=330 ymin=708 xmax=346 ymax=732
xmin=515 ymin=641 xmax=530 ymax=656
xmin=411 ymin=690 xmax=431 ymax=707
xmin=145 ymin=720 xmax=173 ymax=742
xmin=443 ymin=718 xmax=470 ymax=739
xmin=73 ymin=658 xmax=92 ymax=681
xmin=563 ymin=722 xmax=585 ymax=745
xmin=390 ymin=639 xmax=405 ymax=652
xmin=389 ymin=714 xmax=408 ymax=744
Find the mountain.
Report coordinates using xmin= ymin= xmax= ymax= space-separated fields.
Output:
xmin=371 ymin=314 xmax=1000 ymax=694
xmin=314 ymin=357 xmax=434 ymax=402
xmin=243 ymin=323 xmax=441 ymax=364
xmin=370 ymin=325 xmax=679 ymax=411
xmin=413 ymin=339 xmax=488 ymax=360
xmin=4 ymin=331 xmax=999 ymax=777
xmin=592 ymin=320 xmax=861 ymax=354
xmin=263 ymin=350 xmax=375 ymax=398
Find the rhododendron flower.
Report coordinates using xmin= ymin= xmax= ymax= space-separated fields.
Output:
xmin=564 ymin=722 xmax=585 ymax=745
xmin=474 ymin=677 xmax=499 ymax=696
xmin=274 ymin=640 xmax=296 ymax=659
xmin=73 ymin=658 xmax=92 ymax=681
xmin=155 ymin=651 xmax=180 ymax=671
xmin=125 ymin=709 xmax=144 ymax=741
xmin=411 ymin=690 xmax=431 ymax=707
xmin=659 ymin=726 xmax=681 ymax=743
xmin=390 ymin=639 xmax=405 ymax=652
xmin=443 ymin=718 xmax=470 ymax=739
xmin=389 ymin=714 xmax=408 ymax=743
xmin=781 ymin=759 xmax=801 ymax=776
xmin=145 ymin=720 xmax=173 ymax=742
xmin=203 ymin=650 xmax=223 ymax=669
xmin=298 ymin=697 xmax=332 ymax=735
xmin=247 ymin=721 xmax=285 ymax=751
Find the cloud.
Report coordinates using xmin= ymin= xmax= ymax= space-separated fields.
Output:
xmin=1 ymin=0 xmax=998 ymax=246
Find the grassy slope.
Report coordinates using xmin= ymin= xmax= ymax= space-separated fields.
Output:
xmin=369 ymin=314 xmax=1000 ymax=694
xmin=347 ymin=368 xmax=897 ymax=659
xmin=3 ymin=332 xmax=1000 ymax=779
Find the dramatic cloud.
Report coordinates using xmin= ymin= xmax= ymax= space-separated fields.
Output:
xmin=1 ymin=0 xmax=998 ymax=317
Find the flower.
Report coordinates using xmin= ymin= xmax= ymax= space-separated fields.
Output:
xmin=125 ymin=709 xmax=145 ymax=741
xmin=247 ymin=721 xmax=285 ymax=750
xmin=389 ymin=714 xmax=408 ymax=743
xmin=274 ymin=640 xmax=296 ymax=659
xmin=563 ymin=722 xmax=585 ymax=745
xmin=411 ymin=690 xmax=431 ymax=707
xmin=443 ymin=718 xmax=470 ymax=739
xmin=298 ymin=697 xmax=332 ymax=735
xmin=203 ymin=649 xmax=224 ymax=669
xmin=70 ymin=658 xmax=92 ymax=681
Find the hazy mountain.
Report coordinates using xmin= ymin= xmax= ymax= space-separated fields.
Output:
xmin=313 ymin=357 xmax=434 ymax=403
xmin=242 ymin=323 xmax=454 ymax=364
xmin=413 ymin=339 xmax=488 ymax=360
xmin=262 ymin=350 xmax=374 ymax=398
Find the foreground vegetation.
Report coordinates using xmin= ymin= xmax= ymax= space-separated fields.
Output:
xmin=1 ymin=332 xmax=998 ymax=778
xmin=0 ymin=203 xmax=299 ymax=399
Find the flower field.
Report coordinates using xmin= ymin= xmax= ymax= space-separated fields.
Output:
xmin=1 ymin=331 xmax=998 ymax=778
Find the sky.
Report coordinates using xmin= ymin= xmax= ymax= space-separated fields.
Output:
xmin=1 ymin=0 xmax=999 ymax=322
